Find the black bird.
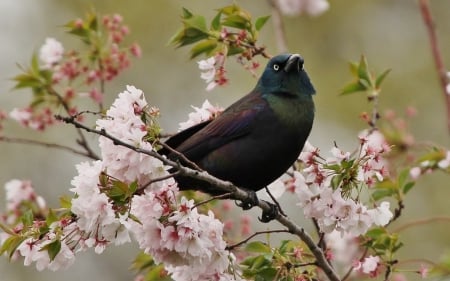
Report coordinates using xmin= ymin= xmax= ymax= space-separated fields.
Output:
xmin=161 ymin=53 xmax=315 ymax=220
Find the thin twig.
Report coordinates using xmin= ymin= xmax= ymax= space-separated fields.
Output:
xmin=193 ymin=193 xmax=233 ymax=209
xmin=59 ymin=115 xmax=341 ymax=281
xmin=47 ymin=87 xmax=99 ymax=159
xmin=137 ymin=172 xmax=181 ymax=194
xmin=0 ymin=135 xmax=99 ymax=160
xmin=341 ymin=247 xmax=369 ymax=281
xmin=392 ymin=216 xmax=450 ymax=233
xmin=158 ymin=141 xmax=203 ymax=171
xmin=264 ymin=186 xmax=287 ymax=217
xmin=226 ymin=229 xmax=290 ymax=250
xmin=419 ymin=0 xmax=450 ymax=132
xmin=268 ymin=0 xmax=289 ymax=53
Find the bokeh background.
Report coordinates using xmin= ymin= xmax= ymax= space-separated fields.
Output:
xmin=0 ymin=1 xmax=449 ymax=280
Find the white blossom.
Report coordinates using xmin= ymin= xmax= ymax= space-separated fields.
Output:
xmin=39 ymin=38 xmax=64 ymax=68
xmin=178 ymin=100 xmax=223 ymax=131
xmin=277 ymin=0 xmax=329 ymax=17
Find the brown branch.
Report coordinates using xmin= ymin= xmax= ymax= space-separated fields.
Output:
xmin=158 ymin=141 xmax=203 ymax=171
xmin=0 ymin=135 xmax=99 ymax=160
xmin=392 ymin=216 xmax=450 ymax=233
xmin=419 ymin=0 xmax=450 ymax=132
xmin=59 ymin=114 xmax=341 ymax=281
xmin=226 ymin=229 xmax=290 ymax=250
xmin=47 ymin=87 xmax=100 ymax=159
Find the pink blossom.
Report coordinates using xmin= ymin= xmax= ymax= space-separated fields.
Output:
xmin=39 ymin=38 xmax=64 ymax=69
xmin=178 ymin=100 xmax=223 ymax=131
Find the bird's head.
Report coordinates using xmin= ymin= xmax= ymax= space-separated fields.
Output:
xmin=257 ymin=53 xmax=316 ymax=98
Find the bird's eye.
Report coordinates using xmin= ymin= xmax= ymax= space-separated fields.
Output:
xmin=273 ymin=64 xmax=280 ymax=71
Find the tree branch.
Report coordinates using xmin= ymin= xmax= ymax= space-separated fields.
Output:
xmin=226 ymin=229 xmax=290 ymax=250
xmin=419 ymin=0 xmax=450 ymax=132
xmin=58 ymin=114 xmax=341 ymax=281
xmin=0 ymin=135 xmax=99 ymax=160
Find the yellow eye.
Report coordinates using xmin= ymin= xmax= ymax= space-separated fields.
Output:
xmin=273 ymin=64 xmax=280 ymax=71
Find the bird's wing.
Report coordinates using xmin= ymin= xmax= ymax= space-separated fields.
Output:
xmin=159 ymin=120 xmax=212 ymax=156
xmin=170 ymin=92 xmax=267 ymax=160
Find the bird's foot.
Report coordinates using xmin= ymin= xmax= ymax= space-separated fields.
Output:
xmin=258 ymin=201 xmax=279 ymax=223
xmin=235 ymin=190 xmax=259 ymax=210
xmin=235 ymin=191 xmax=279 ymax=223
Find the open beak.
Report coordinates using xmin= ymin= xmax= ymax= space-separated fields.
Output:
xmin=284 ymin=54 xmax=304 ymax=73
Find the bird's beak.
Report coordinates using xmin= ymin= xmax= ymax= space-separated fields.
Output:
xmin=284 ymin=54 xmax=303 ymax=73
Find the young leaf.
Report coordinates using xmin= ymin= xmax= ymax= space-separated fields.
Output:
xmin=190 ymin=39 xmax=218 ymax=58
xmin=211 ymin=11 xmax=222 ymax=31
xmin=43 ymin=240 xmax=61 ymax=261
xmin=375 ymin=68 xmax=391 ymax=89
xmin=255 ymin=15 xmax=270 ymax=31
xmin=245 ymin=241 xmax=271 ymax=253
xmin=357 ymin=55 xmax=372 ymax=85
xmin=339 ymin=81 xmax=367 ymax=95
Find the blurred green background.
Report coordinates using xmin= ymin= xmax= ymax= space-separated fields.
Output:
xmin=0 ymin=1 xmax=449 ymax=280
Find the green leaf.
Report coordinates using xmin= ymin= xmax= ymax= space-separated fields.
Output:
xmin=402 ymin=182 xmax=415 ymax=194
xmin=245 ymin=241 xmax=271 ymax=253
xmin=372 ymin=189 xmax=396 ymax=201
xmin=42 ymin=240 xmax=61 ymax=261
xmin=255 ymin=16 xmax=270 ymax=31
xmin=222 ymin=14 xmax=250 ymax=30
xmin=183 ymin=15 xmax=208 ymax=34
xmin=0 ymin=223 xmax=16 ymax=236
xmin=46 ymin=209 xmax=58 ymax=226
xmin=211 ymin=11 xmax=222 ymax=31
xmin=357 ymin=55 xmax=372 ymax=85
xmin=181 ymin=7 xmax=193 ymax=19
xmin=190 ymin=40 xmax=218 ymax=58
xmin=375 ymin=68 xmax=391 ymax=89
xmin=0 ymin=236 xmax=26 ymax=259
xmin=339 ymin=81 xmax=367 ymax=95
xmin=365 ymin=227 xmax=387 ymax=239
xmin=59 ymin=195 xmax=72 ymax=209
xmin=21 ymin=209 xmax=34 ymax=226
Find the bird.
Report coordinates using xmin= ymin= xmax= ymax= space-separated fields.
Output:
xmin=160 ymin=53 xmax=315 ymax=221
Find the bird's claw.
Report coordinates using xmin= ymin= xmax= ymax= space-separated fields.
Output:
xmin=258 ymin=201 xmax=279 ymax=223
xmin=235 ymin=190 xmax=259 ymax=210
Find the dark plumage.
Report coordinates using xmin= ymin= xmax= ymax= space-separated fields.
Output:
xmin=161 ymin=53 xmax=315 ymax=199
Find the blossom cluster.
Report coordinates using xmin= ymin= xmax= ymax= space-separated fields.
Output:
xmin=8 ymin=13 xmax=141 ymax=131
xmin=1 ymin=86 xmax=238 ymax=281
xmin=128 ymin=188 xmax=238 ymax=281
xmin=197 ymin=53 xmax=228 ymax=91
xmin=293 ymin=130 xmax=393 ymax=237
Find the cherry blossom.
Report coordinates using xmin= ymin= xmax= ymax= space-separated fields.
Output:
xmin=178 ymin=100 xmax=223 ymax=131
xmin=39 ymin=38 xmax=64 ymax=69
